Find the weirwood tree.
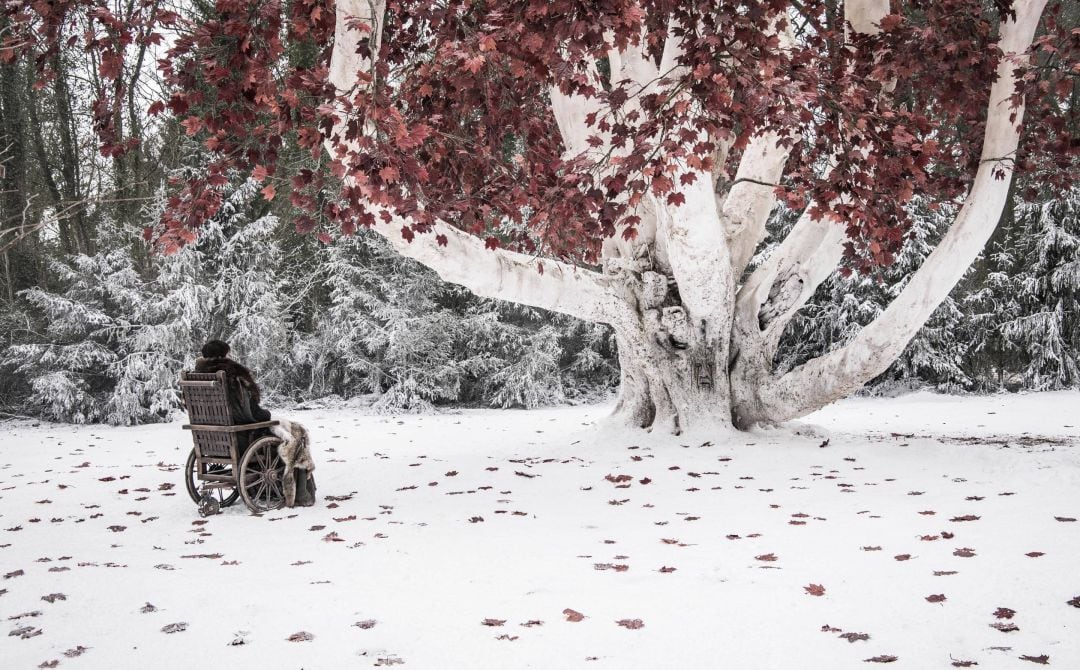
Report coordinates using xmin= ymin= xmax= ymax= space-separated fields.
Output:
xmin=7 ymin=0 xmax=1077 ymax=433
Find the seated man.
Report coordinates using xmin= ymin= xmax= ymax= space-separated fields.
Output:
xmin=195 ymin=339 xmax=271 ymax=426
xmin=193 ymin=340 xmax=315 ymax=506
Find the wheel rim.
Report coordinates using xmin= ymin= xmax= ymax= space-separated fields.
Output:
xmin=241 ymin=439 xmax=285 ymax=512
xmin=185 ymin=449 xmax=239 ymax=507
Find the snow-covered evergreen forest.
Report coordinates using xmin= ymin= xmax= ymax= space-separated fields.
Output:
xmin=4 ymin=177 xmax=1076 ymax=425
xmin=1 ymin=2 xmax=1077 ymax=426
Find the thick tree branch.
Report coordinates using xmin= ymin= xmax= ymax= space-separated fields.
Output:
xmin=747 ymin=0 xmax=1050 ymax=424
xmin=325 ymin=0 xmax=622 ymax=324
xmin=720 ymin=19 xmax=797 ymax=277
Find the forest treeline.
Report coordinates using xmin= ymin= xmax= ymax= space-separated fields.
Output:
xmin=0 ymin=2 xmax=1076 ymax=424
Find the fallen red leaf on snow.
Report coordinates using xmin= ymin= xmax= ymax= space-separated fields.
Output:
xmin=1019 ymin=654 xmax=1049 ymax=664
xmin=805 ymin=584 xmax=826 ymax=596
xmin=287 ymin=631 xmax=314 ymax=642
xmin=926 ymin=594 xmax=947 ymax=603
xmin=563 ymin=608 xmax=585 ymax=622
xmin=994 ymin=607 xmax=1016 ymax=619
xmin=616 ymin=619 xmax=644 ymax=629
xmin=481 ymin=619 xmax=505 ymax=627
xmin=865 ymin=655 xmax=898 ymax=663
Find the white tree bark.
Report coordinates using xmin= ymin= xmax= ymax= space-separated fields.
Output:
xmin=734 ymin=0 xmax=1050 ymax=425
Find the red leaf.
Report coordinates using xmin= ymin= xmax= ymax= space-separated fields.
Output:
xmin=994 ymin=607 xmax=1016 ymax=619
xmin=251 ymin=164 xmax=269 ymax=183
xmin=804 ymin=583 xmax=826 ymax=596
xmin=481 ymin=619 xmax=506 ymax=627
xmin=953 ymin=547 xmax=976 ymax=557
xmin=563 ymin=608 xmax=585 ymax=622
xmin=615 ymin=619 xmax=644 ymax=629
xmin=147 ymin=101 xmax=165 ymax=116
xmin=926 ymin=594 xmax=947 ymax=603
xmin=181 ymin=117 xmax=203 ymax=136
xmin=485 ymin=236 xmax=499 ymax=250
xmin=666 ymin=192 xmax=686 ymax=207
xmin=379 ymin=166 xmax=399 ymax=183
xmin=436 ymin=234 xmax=448 ymax=246
xmin=651 ymin=175 xmax=673 ymax=195
xmin=755 ymin=553 xmax=778 ymax=562
xmin=865 ymin=656 xmax=898 ymax=663
xmin=1019 ymin=655 xmax=1049 ymax=664
xmin=287 ymin=631 xmax=314 ymax=642
xmin=260 ymin=184 xmax=276 ymax=201
xmin=464 ymin=55 xmax=485 ymax=74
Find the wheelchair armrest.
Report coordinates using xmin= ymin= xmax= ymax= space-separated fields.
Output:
xmin=182 ymin=420 xmax=280 ymax=433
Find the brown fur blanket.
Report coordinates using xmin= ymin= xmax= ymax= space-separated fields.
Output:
xmin=270 ymin=419 xmax=316 ymax=507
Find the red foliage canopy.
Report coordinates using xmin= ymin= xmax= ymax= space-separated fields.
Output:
xmin=4 ymin=1 xmax=1077 ymax=272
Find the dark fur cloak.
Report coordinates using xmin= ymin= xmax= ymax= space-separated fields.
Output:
xmin=194 ymin=356 xmax=271 ymax=423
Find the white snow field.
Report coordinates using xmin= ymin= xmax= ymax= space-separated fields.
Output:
xmin=2 ymin=392 xmax=1079 ymax=670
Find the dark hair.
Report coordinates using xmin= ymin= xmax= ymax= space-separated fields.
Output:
xmin=201 ymin=339 xmax=230 ymax=359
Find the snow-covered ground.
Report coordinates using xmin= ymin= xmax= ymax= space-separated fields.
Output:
xmin=2 ymin=392 xmax=1079 ymax=669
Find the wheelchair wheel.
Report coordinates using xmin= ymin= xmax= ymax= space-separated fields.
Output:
xmin=239 ymin=436 xmax=286 ymax=513
xmin=185 ymin=447 xmax=240 ymax=507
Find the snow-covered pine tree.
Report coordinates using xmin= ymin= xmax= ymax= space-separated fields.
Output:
xmin=199 ymin=181 xmax=293 ymax=396
xmin=305 ymin=228 xmax=617 ymax=412
xmin=774 ymin=198 xmax=969 ymax=392
xmin=3 ymin=221 xmax=143 ymax=422
xmin=105 ymin=190 xmax=213 ymax=424
xmin=994 ymin=193 xmax=1080 ymax=389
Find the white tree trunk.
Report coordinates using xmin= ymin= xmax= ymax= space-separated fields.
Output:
xmin=731 ymin=0 xmax=1049 ymax=426
xmin=324 ymin=0 xmax=1051 ymax=434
